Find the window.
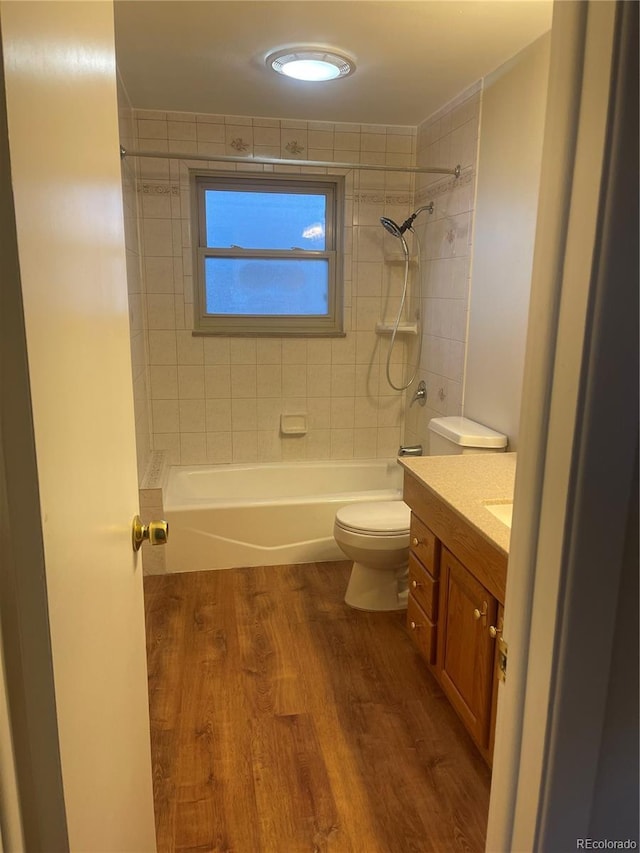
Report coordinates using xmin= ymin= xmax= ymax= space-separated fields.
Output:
xmin=192 ymin=172 xmax=344 ymax=336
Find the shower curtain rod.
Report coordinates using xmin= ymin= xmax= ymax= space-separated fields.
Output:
xmin=119 ymin=146 xmax=461 ymax=177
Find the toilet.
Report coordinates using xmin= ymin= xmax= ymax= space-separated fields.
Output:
xmin=334 ymin=416 xmax=508 ymax=611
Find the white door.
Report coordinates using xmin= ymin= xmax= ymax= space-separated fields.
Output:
xmin=1 ymin=2 xmax=156 ymax=850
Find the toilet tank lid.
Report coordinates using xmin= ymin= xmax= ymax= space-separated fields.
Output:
xmin=428 ymin=416 xmax=508 ymax=448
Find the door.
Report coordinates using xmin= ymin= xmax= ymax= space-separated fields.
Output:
xmin=437 ymin=547 xmax=497 ymax=750
xmin=0 ymin=2 xmax=156 ymax=850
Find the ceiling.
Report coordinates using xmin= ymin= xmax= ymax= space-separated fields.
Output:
xmin=114 ymin=1 xmax=552 ymax=127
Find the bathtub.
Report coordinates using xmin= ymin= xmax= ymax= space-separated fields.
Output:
xmin=164 ymin=458 xmax=403 ymax=572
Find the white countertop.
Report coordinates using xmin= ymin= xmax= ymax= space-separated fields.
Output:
xmin=399 ymin=452 xmax=517 ymax=556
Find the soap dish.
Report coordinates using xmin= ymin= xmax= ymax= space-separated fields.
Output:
xmin=280 ymin=413 xmax=308 ymax=436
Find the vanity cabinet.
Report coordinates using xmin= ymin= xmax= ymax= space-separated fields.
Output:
xmin=403 ymin=470 xmax=508 ymax=764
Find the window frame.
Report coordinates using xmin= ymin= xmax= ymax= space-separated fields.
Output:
xmin=191 ymin=171 xmax=345 ymax=336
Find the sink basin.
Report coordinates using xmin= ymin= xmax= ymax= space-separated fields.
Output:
xmin=483 ymin=501 xmax=514 ymax=528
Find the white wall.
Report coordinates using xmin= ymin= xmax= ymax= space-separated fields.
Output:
xmin=464 ymin=35 xmax=551 ymax=449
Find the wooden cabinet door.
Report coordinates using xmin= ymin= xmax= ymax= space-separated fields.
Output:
xmin=437 ymin=547 xmax=498 ymax=749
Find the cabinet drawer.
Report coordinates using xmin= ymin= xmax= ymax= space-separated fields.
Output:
xmin=407 ymin=595 xmax=437 ymax=665
xmin=408 ymin=553 xmax=438 ymax=622
xmin=410 ymin=514 xmax=440 ymax=578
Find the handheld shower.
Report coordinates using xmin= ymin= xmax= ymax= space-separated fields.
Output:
xmin=380 ymin=201 xmax=434 ymax=392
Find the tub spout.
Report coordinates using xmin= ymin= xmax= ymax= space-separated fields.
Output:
xmin=398 ymin=444 xmax=423 ymax=457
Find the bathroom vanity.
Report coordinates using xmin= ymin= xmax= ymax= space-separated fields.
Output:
xmin=399 ymin=453 xmax=516 ymax=765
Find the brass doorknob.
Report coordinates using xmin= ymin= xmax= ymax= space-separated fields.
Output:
xmin=132 ymin=515 xmax=169 ymax=552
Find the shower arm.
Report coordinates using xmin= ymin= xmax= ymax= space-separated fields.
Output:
xmin=120 ymin=146 xmax=461 ymax=177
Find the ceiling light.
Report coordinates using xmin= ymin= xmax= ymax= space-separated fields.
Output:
xmin=267 ymin=48 xmax=355 ymax=82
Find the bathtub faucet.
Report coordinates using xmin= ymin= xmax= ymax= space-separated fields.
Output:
xmin=398 ymin=444 xmax=423 ymax=457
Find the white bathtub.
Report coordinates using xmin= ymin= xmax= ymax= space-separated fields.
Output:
xmin=164 ymin=458 xmax=403 ymax=572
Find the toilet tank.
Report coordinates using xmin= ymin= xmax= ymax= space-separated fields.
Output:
xmin=428 ymin=416 xmax=508 ymax=455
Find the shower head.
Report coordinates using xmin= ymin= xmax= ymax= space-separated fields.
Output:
xmin=379 ymin=202 xmax=434 ymax=238
xmin=380 ymin=217 xmax=403 ymax=238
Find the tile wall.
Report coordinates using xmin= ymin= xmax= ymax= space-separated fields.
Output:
xmin=130 ymin=109 xmax=421 ymax=465
xmin=118 ymin=76 xmax=152 ymax=481
xmin=403 ymin=83 xmax=482 ymax=451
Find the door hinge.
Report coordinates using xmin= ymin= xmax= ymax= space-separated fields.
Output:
xmin=497 ymin=637 xmax=508 ymax=682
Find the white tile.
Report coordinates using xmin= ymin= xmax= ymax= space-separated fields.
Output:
xmin=353 ymin=428 xmax=378 ymax=459
xmin=205 ymin=398 xmax=232 ymax=432
xmin=149 ymin=331 xmax=177 ymax=365
xmin=230 ymin=364 xmax=257 ymax=397
xmin=257 ymin=430 xmax=283 ymax=462
xmin=179 ymin=399 xmax=206 ymax=432
xmin=180 ymin=433 xmax=207 ymax=465
xmin=307 ymin=338 xmax=332 ymax=364
xmin=150 ymin=366 xmax=178 ymax=399
xmin=177 ymin=365 xmax=205 ymax=399
xmin=204 ymin=365 xmax=231 ymax=398
xmin=331 ymin=336 xmax=356 ymax=364
xmin=230 ymin=338 xmax=257 ymax=364
xmin=256 ymin=364 xmax=282 ymax=398
xmin=331 ymin=364 xmax=356 ymax=397
xmin=282 ymin=339 xmax=307 ymax=363
xmin=151 ymin=432 xmax=180 ymax=465
xmin=196 ymin=122 xmax=225 ymax=144
xmin=176 ymin=330 xmax=204 ymax=364
xmin=232 ymin=432 xmax=258 ymax=462
xmin=306 ymin=364 xmax=331 ymax=397
xmin=334 ymin=131 xmax=360 ymax=151
xmin=152 ymin=399 xmax=179 ymax=433
xmin=145 ymin=256 xmax=175 ymax=293
xmin=282 ymin=364 xmax=306 ymax=397
xmin=143 ymin=219 xmax=173 ymax=257
xmin=306 ymin=430 xmax=330 ymax=460
xmin=257 ymin=398 xmax=281 ymax=431
xmin=137 ymin=119 xmax=167 ymax=139
xmin=147 ymin=294 xmax=176 ymax=330
xmin=231 ymin=399 xmax=258 ymax=431
xmin=354 ymin=396 xmax=379 ymax=428
xmin=376 ymin=427 xmax=401 ymax=458
xmin=330 ymin=429 xmax=354 ymax=459
xmin=330 ymin=398 xmax=355 ymax=429
xmin=141 ymin=191 xmax=172 ymax=219
xmin=203 ymin=337 xmax=230 ymax=364
xmin=168 ymin=121 xmax=197 ymax=141
xmin=257 ymin=339 xmax=282 ymax=364
xmin=206 ymin=432 xmax=233 ymax=464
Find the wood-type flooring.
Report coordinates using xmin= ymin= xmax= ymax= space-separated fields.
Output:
xmin=144 ymin=561 xmax=490 ymax=853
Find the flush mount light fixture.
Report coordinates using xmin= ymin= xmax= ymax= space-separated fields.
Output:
xmin=266 ymin=47 xmax=355 ymax=82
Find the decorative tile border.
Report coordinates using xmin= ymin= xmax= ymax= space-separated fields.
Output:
xmin=354 ymin=191 xmax=413 ymax=205
xmin=415 ymin=167 xmax=474 ymax=204
xmin=138 ymin=181 xmax=180 ymax=196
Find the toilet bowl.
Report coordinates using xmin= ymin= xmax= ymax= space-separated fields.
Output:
xmin=334 ymin=501 xmax=411 ymax=611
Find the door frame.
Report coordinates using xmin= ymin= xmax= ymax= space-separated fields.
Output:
xmin=488 ymin=1 xmax=638 ymax=848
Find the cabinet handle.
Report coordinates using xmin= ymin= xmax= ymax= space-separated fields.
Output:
xmin=411 ymin=579 xmax=421 ymax=590
xmin=411 ymin=537 xmax=421 ymax=547
xmin=489 ymin=625 xmax=501 ymax=639
xmin=410 ymin=620 xmax=418 ymax=630
xmin=473 ymin=602 xmax=488 ymax=624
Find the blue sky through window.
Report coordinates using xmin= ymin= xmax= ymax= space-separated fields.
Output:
xmin=205 ymin=190 xmax=326 ymax=250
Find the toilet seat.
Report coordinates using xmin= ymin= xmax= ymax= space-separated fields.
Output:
xmin=335 ymin=501 xmax=411 ymax=536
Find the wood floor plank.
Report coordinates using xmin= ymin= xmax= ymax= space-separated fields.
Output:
xmin=145 ymin=562 xmax=490 ymax=853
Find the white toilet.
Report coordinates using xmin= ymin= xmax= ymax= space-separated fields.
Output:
xmin=334 ymin=416 xmax=508 ymax=611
